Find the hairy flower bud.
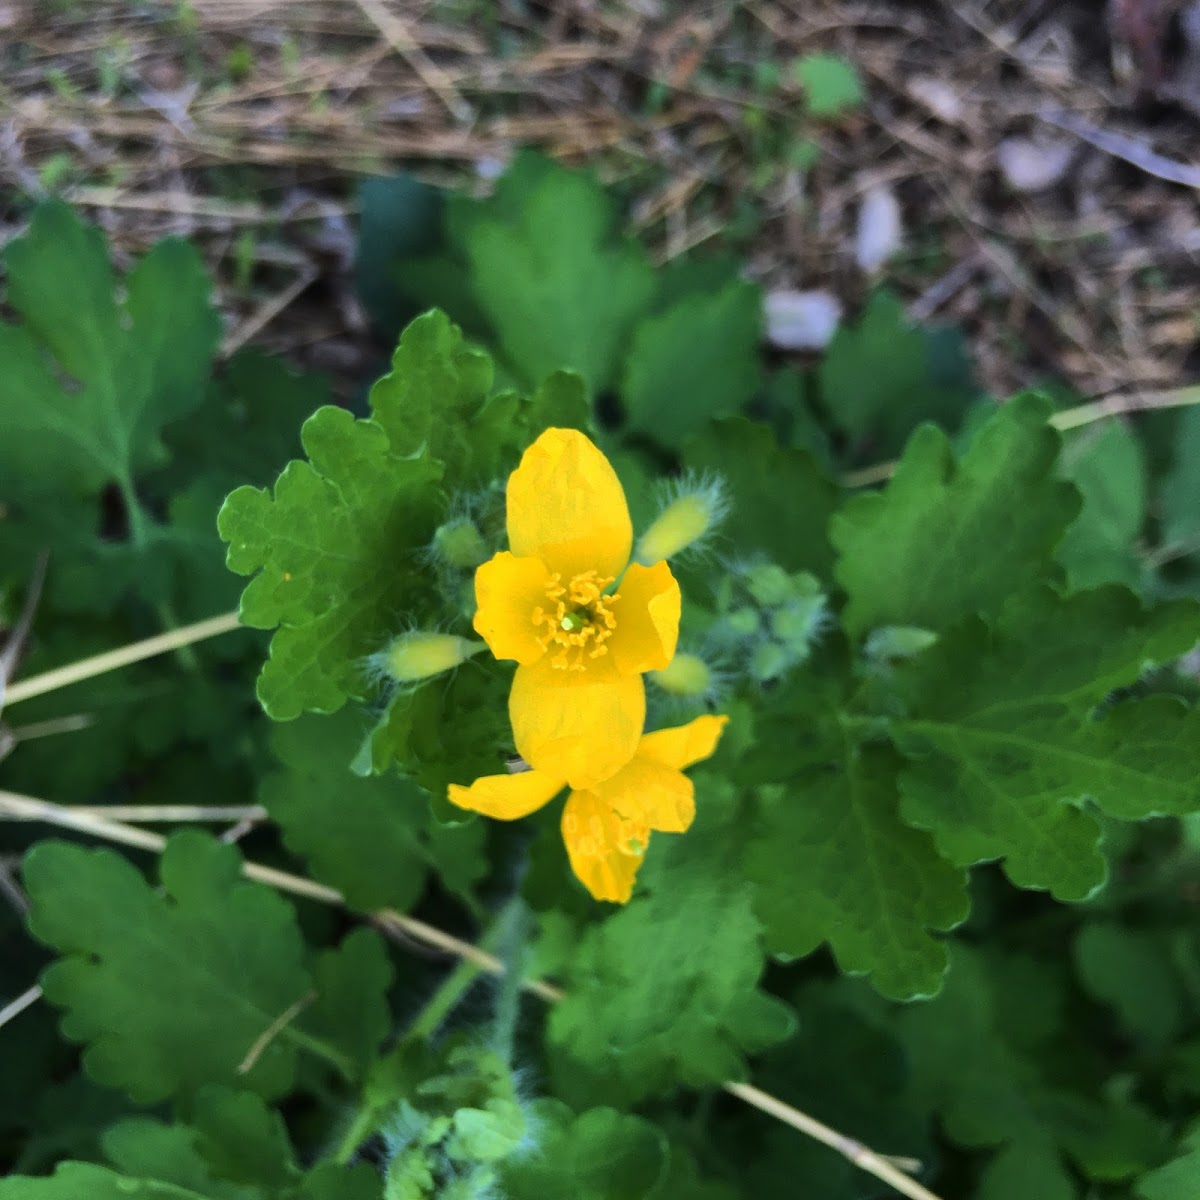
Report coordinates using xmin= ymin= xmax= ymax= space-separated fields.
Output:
xmin=432 ymin=517 xmax=490 ymax=570
xmin=380 ymin=632 xmax=483 ymax=683
xmin=635 ymin=477 xmax=727 ymax=565
xmin=651 ymin=652 xmax=713 ymax=698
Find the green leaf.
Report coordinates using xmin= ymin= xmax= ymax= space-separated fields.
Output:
xmin=0 ymin=1163 xmax=214 ymax=1200
xmin=355 ymin=1040 xmax=527 ymax=1197
xmin=621 ymin=278 xmax=763 ymax=447
xmin=455 ymin=152 xmax=657 ymax=392
xmin=893 ymin=586 xmax=1200 ymax=898
xmin=103 ymin=1118 xmax=258 ymax=1200
xmin=367 ymin=313 xmax=588 ymax=488
xmin=817 ymin=291 xmax=976 ymax=452
xmin=1137 ymin=1127 xmax=1200 ymax=1200
xmin=975 ymin=1141 xmax=1076 ymax=1200
xmin=746 ymin=980 xmax=932 ymax=1200
xmin=900 ymin=943 xmax=1167 ymax=1186
xmin=366 ymin=308 xmax=494 ymax=480
xmin=792 ymin=52 xmax=865 ymax=117
xmin=156 ymin=350 xmax=327 ymax=496
xmin=219 ymin=402 xmax=442 ymax=719
xmin=261 ymin=710 xmax=486 ymax=913
xmin=307 ymin=929 xmax=394 ymax=1080
xmin=0 ymin=201 xmax=219 ymax=499
xmin=549 ymin=834 xmax=793 ymax=1103
xmin=355 ymin=172 xmax=446 ymax=337
xmin=832 ymin=394 xmax=1080 ymax=638
xmin=102 ymin=1087 xmax=380 ymax=1200
xmin=219 ymin=310 xmax=583 ymax=721
xmin=685 ymin=418 xmax=837 ymax=578
xmin=747 ymin=735 xmax=968 ymax=1000
xmin=658 ymin=1148 xmax=739 ymax=1200
xmin=365 ymin=662 xmax=513 ymax=799
xmin=1158 ymin=395 xmax=1200 ymax=549
xmin=499 ymin=1102 xmax=667 ymax=1200
xmin=1073 ymin=923 xmax=1184 ymax=1049
xmin=15 ymin=1074 xmax=131 ymax=1178
xmin=22 ymin=833 xmax=354 ymax=1103
xmin=1057 ymin=421 xmax=1147 ymax=590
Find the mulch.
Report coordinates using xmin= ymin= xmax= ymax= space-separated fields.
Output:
xmin=1 ymin=0 xmax=1197 ymax=402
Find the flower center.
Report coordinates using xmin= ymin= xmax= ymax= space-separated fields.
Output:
xmin=532 ymin=570 xmax=621 ymax=670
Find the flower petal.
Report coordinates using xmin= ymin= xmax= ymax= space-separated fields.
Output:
xmin=473 ymin=552 xmax=551 ymax=664
xmin=636 ymin=714 xmax=729 ymax=771
xmin=595 ymin=756 xmax=695 ymax=833
xmin=608 ymin=560 xmax=681 ymax=675
xmin=510 ymin=659 xmax=644 ymax=789
xmin=506 ymin=428 xmax=632 ymax=581
xmin=448 ymin=770 xmax=564 ymax=820
xmin=561 ymin=788 xmax=648 ymax=903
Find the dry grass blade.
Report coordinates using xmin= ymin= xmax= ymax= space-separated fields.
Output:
xmin=1039 ymin=108 xmax=1200 ymax=188
xmin=841 ymin=385 xmax=1200 ymax=488
xmin=2 ymin=611 xmax=243 ymax=707
xmin=352 ymin=0 xmax=472 ymax=122
xmin=0 ymin=984 xmax=42 ymax=1031
xmin=0 ymin=551 xmax=48 ymax=711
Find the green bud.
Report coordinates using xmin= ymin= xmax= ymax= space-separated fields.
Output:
xmin=652 ymin=652 xmax=713 ymax=697
xmin=745 ymin=563 xmax=794 ymax=607
xmin=750 ymin=640 xmax=791 ymax=683
xmin=863 ymin=626 xmax=938 ymax=661
xmin=635 ymin=477 xmax=727 ymax=564
xmin=433 ymin=518 xmax=489 ymax=570
xmin=727 ymin=606 xmax=761 ymax=637
xmin=382 ymin=632 xmax=484 ymax=683
xmin=771 ymin=594 xmax=827 ymax=653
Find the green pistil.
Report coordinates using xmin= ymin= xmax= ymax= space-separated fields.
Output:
xmin=560 ymin=610 xmax=588 ymax=633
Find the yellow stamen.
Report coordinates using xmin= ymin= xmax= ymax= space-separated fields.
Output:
xmin=532 ymin=570 xmax=621 ymax=670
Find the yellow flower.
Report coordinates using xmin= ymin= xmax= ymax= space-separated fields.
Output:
xmin=472 ymin=428 xmax=682 ymax=788
xmin=448 ymin=714 xmax=727 ymax=902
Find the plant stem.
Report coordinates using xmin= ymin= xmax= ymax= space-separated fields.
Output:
xmin=118 ymin=474 xmax=203 ymax=671
xmin=490 ymin=898 xmax=528 ymax=1066
xmin=3 ymin=611 xmax=242 ymax=707
xmin=406 ymin=956 xmax=485 ymax=1044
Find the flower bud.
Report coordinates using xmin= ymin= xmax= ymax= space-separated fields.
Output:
xmin=635 ymin=478 xmax=727 ymax=565
xmin=432 ymin=518 xmax=489 ymax=570
xmin=380 ymin=632 xmax=483 ymax=683
xmin=863 ymin=626 xmax=937 ymax=662
xmin=771 ymin=593 xmax=828 ymax=653
xmin=652 ymin=652 xmax=713 ymax=698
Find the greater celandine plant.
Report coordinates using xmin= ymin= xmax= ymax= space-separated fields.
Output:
xmin=6 ymin=194 xmax=1200 ymax=1200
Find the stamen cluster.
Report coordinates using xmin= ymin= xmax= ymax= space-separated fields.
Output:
xmin=532 ymin=570 xmax=620 ymax=670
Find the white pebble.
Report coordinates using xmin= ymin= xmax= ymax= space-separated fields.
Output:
xmin=764 ymin=290 xmax=843 ymax=351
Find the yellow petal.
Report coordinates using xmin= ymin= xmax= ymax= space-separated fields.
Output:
xmin=506 ymin=428 xmax=632 ymax=581
xmin=447 ymin=770 xmax=564 ymax=820
xmin=510 ymin=659 xmax=644 ymax=789
xmin=636 ymin=714 xmax=729 ymax=771
xmin=595 ymin=756 xmax=695 ymax=833
xmin=472 ymin=552 xmax=551 ymax=664
xmin=608 ymin=560 xmax=681 ymax=674
xmin=561 ymin=788 xmax=648 ymax=903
